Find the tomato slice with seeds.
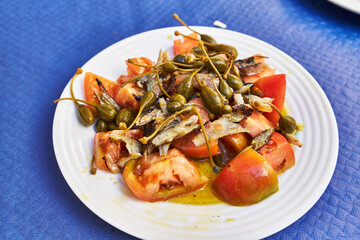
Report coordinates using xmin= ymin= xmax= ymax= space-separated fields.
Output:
xmin=122 ymin=148 xmax=208 ymax=202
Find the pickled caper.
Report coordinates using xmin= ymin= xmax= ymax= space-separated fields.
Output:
xmin=69 ymin=68 xmax=95 ymax=126
xmin=211 ymin=44 xmax=238 ymax=59
xmin=200 ymin=86 xmax=224 ymax=115
xmin=190 ymin=60 xmax=204 ymax=69
xmin=192 ymin=46 xmax=206 ymax=56
xmin=122 ymin=91 xmax=157 ymax=134
xmin=225 ymin=74 xmax=243 ymax=91
xmin=162 ymin=62 xmax=178 ymax=73
xmin=116 ymin=108 xmax=135 ymax=127
xmin=222 ymin=104 xmax=232 ymax=114
xmin=279 ymin=115 xmax=297 ymax=134
xmin=170 ymin=94 xmax=187 ymax=105
xmin=205 ymin=56 xmax=228 ymax=73
xmin=173 ymin=54 xmax=189 ymax=64
xmin=200 ymin=34 xmax=217 ymax=45
xmin=269 ymin=103 xmax=297 ymax=134
xmin=96 ymin=104 xmax=118 ymax=122
xmin=54 ymin=98 xmax=117 ymax=122
xmin=218 ymin=79 xmax=233 ymax=100
xmin=108 ymin=122 xmax=119 ymax=131
xmin=95 ymin=119 xmax=108 ymax=132
xmin=176 ymin=75 xmax=194 ymax=100
xmin=167 ymin=101 xmax=184 ymax=113
xmin=77 ymin=105 xmax=95 ymax=126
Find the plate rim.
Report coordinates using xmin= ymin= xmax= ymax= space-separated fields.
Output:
xmin=52 ymin=26 xmax=339 ymax=239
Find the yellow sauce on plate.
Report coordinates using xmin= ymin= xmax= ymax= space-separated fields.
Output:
xmin=170 ymin=160 xmax=222 ymax=205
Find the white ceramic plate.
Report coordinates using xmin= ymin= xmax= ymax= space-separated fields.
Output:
xmin=52 ymin=27 xmax=338 ymax=239
xmin=328 ymin=0 xmax=360 ymax=14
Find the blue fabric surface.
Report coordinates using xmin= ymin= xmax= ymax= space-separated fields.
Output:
xmin=1 ymin=0 xmax=359 ymax=239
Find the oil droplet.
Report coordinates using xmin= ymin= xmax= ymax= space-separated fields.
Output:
xmin=225 ymin=218 xmax=235 ymax=222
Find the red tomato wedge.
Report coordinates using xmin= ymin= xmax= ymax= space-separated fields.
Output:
xmin=93 ymin=129 xmax=143 ymax=173
xmin=258 ymin=132 xmax=295 ymax=175
xmin=172 ymin=132 xmax=220 ymax=159
xmin=113 ymin=83 xmax=144 ymax=111
xmin=241 ymin=110 xmax=275 ymax=137
xmin=123 ymin=148 xmax=208 ymax=202
xmin=84 ymin=72 xmax=120 ymax=106
xmin=126 ymin=57 xmax=153 ymax=77
xmin=173 ymin=33 xmax=199 ymax=56
xmin=254 ymin=74 xmax=286 ymax=124
xmin=213 ymin=148 xmax=279 ymax=206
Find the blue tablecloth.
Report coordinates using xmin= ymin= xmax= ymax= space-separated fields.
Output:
xmin=1 ymin=0 xmax=359 ymax=239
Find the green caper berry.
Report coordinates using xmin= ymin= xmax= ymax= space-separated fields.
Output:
xmin=95 ymin=119 xmax=108 ymax=132
xmin=96 ymin=104 xmax=118 ymax=122
xmin=167 ymin=101 xmax=184 ymax=113
xmin=116 ymin=108 xmax=135 ymax=127
xmin=222 ymin=104 xmax=232 ymax=114
xmin=77 ymin=105 xmax=95 ymax=126
xmin=173 ymin=54 xmax=188 ymax=64
xmin=226 ymin=74 xmax=243 ymax=91
xmin=170 ymin=94 xmax=187 ymax=105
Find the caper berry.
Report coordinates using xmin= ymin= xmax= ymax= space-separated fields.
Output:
xmin=226 ymin=74 xmax=243 ymax=91
xmin=176 ymin=75 xmax=194 ymax=100
xmin=95 ymin=119 xmax=108 ymax=132
xmin=108 ymin=122 xmax=119 ymax=131
xmin=205 ymin=56 xmax=228 ymax=74
xmin=211 ymin=44 xmax=238 ymax=59
xmin=167 ymin=101 xmax=184 ymax=113
xmin=173 ymin=54 xmax=189 ymax=64
xmin=170 ymin=94 xmax=187 ymax=105
xmin=200 ymin=34 xmax=217 ymax=45
xmin=222 ymin=104 xmax=232 ymax=114
xmin=200 ymin=86 xmax=224 ymax=115
xmin=218 ymin=79 xmax=233 ymax=100
xmin=97 ymin=104 xmax=118 ymax=122
xmin=77 ymin=105 xmax=95 ymax=126
xmin=163 ymin=62 xmax=178 ymax=73
xmin=192 ymin=46 xmax=206 ymax=56
xmin=116 ymin=108 xmax=135 ymax=127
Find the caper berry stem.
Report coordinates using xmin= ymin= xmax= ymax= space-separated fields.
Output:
xmin=54 ymin=97 xmax=97 ymax=108
xmin=173 ymin=14 xmax=200 ymax=35
xmin=70 ymin=68 xmax=83 ymax=106
xmin=194 ymin=108 xmax=219 ymax=173
xmin=174 ymin=31 xmax=213 ymax=47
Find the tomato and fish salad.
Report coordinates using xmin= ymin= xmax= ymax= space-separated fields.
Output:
xmin=54 ymin=15 xmax=303 ymax=206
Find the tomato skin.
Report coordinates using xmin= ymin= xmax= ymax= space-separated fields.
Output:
xmin=84 ymin=72 xmax=120 ymax=106
xmin=213 ymin=148 xmax=278 ymax=206
xmin=122 ymin=148 xmax=208 ymax=202
xmin=126 ymin=57 xmax=153 ymax=76
xmin=221 ymin=132 xmax=252 ymax=154
xmin=258 ymin=132 xmax=295 ymax=175
xmin=254 ymin=74 xmax=286 ymax=124
xmin=241 ymin=110 xmax=275 ymax=137
xmin=94 ymin=129 xmax=143 ymax=172
xmin=113 ymin=83 xmax=143 ymax=111
xmin=172 ymin=132 xmax=220 ymax=159
xmin=173 ymin=33 xmax=199 ymax=56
